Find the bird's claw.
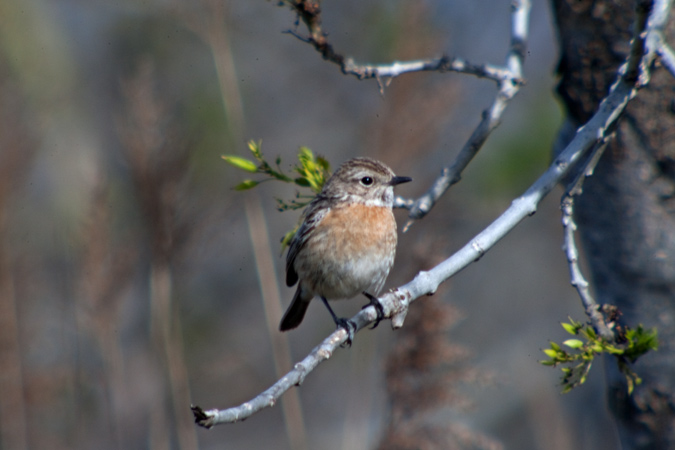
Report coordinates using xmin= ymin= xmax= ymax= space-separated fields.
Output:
xmin=336 ymin=318 xmax=356 ymax=348
xmin=362 ymin=292 xmax=385 ymax=329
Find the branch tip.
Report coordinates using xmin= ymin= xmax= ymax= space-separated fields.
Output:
xmin=191 ymin=405 xmax=216 ymax=429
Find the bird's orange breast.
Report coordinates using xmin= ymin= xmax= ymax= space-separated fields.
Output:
xmin=315 ymin=203 xmax=397 ymax=254
xmin=292 ymin=202 xmax=399 ymax=299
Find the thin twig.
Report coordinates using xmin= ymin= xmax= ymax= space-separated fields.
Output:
xmin=623 ymin=0 xmax=654 ymax=84
xmin=401 ymin=0 xmax=531 ymax=231
xmin=657 ymin=42 xmax=675 ymax=76
xmin=342 ymin=56 xmax=520 ymax=84
xmin=649 ymin=0 xmax=675 ymax=77
xmin=560 ymin=139 xmax=615 ymax=341
xmin=282 ymin=6 xmax=522 ymax=87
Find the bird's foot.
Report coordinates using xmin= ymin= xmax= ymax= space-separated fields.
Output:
xmin=335 ymin=317 xmax=356 ymax=348
xmin=362 ymin=292 xmax=385 ymax=329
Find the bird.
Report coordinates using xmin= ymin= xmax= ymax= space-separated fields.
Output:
xmin=279 ymin=157 xmax=411 ymax=343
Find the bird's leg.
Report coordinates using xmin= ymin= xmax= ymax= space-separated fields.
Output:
xmin=362 ymin=292 xmax=385 ymax=329
xmin=320 ymin=296 xmax=355 ymax=347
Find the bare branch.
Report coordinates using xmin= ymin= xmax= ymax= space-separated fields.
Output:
xmin=648 ymin=0 xmax=675 ymax=78
xmin=342 ymin=56 xmax=520 ymax=85
xmin=400 ymin=0 xmax=531 ymax=231
xmin=283 ymin=3 xmax=522 ymax=86
xmin=623 ymin=0 xmax=654 ymax=84
xmin=656 ymin=42 xmax=675 ymax=76
xmin=560 ymin=138 xmax=616 ymax=341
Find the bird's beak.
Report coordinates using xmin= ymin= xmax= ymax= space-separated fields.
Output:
xmin=390 ymin=176 xmax=412 ymax=186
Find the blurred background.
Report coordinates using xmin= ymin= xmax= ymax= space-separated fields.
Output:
xmin=0 ymin=0 xmax=620 ymax=449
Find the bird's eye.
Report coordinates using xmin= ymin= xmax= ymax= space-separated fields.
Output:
xmin=360 ymin=176 xmax=374 ymax=186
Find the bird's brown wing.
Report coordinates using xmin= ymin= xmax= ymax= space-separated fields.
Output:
xmin=285 ymin=200 xmax=329 ymax=287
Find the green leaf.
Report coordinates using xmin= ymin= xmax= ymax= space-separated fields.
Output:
xmin=298 ymin=146 xmax=314 ymax=161
xmin=543 ymin=348 xmax=559 ymax=358
xmin=316 ymin=156 xmax=331 ymax=171
xmin=568 ymin=317 xmax=582 ymax=328
xmin=583 ymin=327 xmax=597 ymax=340
xmin=294 ymin=146 xmax=330 ymax=193
xmin=222 ymin=155 xmax=258 ymax=172
xmin=563 ymin=339 xmax=584 ymax=349
xmin=591 ymin=343 xmax=604 ymax=353
xmin=604 ymin=345 xmax=624 ymax=355
xmin=234 ymin=180 xmax=260 ymax=191
xmin=638 ymin=327 xmax=659 ymax=350
xmin=294 ymin=177 xmax=311 ymax=187
xmin=626 ymin=377 xmax=635 ymax=395
xmin=562 ymin=322 xmax=578 ymax=335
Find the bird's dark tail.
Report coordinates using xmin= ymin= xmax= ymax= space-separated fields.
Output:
xmin=279 ymin=287 xmax=311 ymax=331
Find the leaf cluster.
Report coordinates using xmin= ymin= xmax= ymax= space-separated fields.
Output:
xmin=223 ymin=141 xmax=329 ymax=201
xmin=541 ymin=317 xmax=658 ymax=394
xmin=222 ymin=140 xmax=332 ymax=250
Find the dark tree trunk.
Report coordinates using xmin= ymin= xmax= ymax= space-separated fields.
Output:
xmin=552 ymin=0 xmax=675 ymax=448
